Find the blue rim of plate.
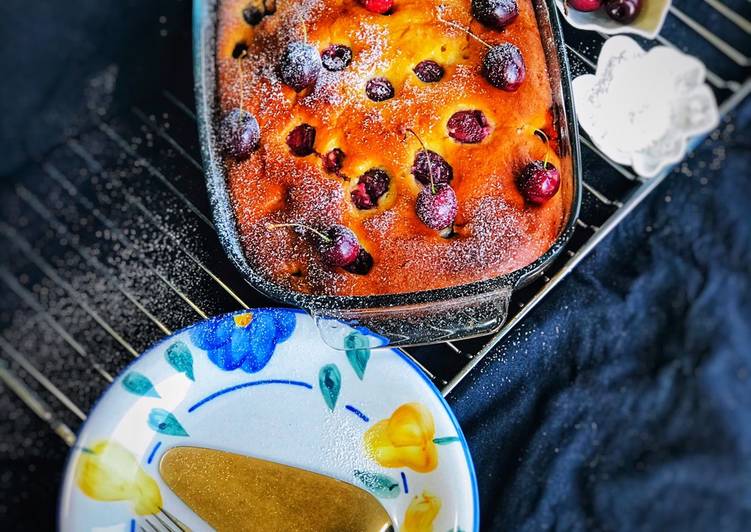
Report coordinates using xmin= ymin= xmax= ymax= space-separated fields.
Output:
xmin=58 ymin=308 xmax=480 ymax=531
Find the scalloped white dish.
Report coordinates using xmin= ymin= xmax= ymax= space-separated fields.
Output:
xmin=572 ymin=35 xmax=719 ymax=178
xmin=555 ymin=0 xmax=671 ymax=39
xmin=58 ymin=309 xmax=479 ymax=531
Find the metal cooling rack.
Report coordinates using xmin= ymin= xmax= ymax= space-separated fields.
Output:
xmin=0 ymin=0 xmax=749 ymax=458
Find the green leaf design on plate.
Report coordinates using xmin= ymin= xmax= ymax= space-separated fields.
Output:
xmin=122 ymin=372 xmax=160 ymax=398
xmin=344 ymin=332 xmax=370 ymax=380
xmin=318 ymin=364 xmax=341 ymax=411
xmin=165 ymin=340 xmax=195 ymax=381
xmin=433 ymin=436 xmax=462 ymax=445
xmin=354 ymin=470 xmax=401 ymax=499
xmin=148 ymin=408 xmax=189 ymax=437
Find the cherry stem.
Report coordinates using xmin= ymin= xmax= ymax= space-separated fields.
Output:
xmin=238 ymin=49 xmax=248 ymax=109
xmin=535 ymin=129 xmax=551 ymax=168
xmin=436 ymin=7 xmax=491 ymax=49
xmin=302 ymin=21 xmax=308 ymax=43
xmin=406 ymin=128 xmax=436 ymax=194
xmin=266 ymin=222 xmax=331 ymax=242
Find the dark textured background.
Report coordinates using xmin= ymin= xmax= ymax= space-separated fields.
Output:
xmin=1 ymin=0 xmax=750 ymax=530
xmin=449 ymin=105 xmax=751 ymax=530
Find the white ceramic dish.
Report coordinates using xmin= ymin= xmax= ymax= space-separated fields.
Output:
xmin=58 ymin=309 xmax=479 ymax=531
xmin=572 ymin=35 xmax=719 ymax=178
xmin=554 ymin=0 xmax=671 ymax=39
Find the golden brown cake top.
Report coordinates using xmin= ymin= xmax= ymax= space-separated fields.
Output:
xmin=215 ymin=0 xmax=573 ymax=297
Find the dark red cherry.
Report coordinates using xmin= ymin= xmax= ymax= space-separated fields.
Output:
xmin=286 ymin=124 xmax=316 ymax=156
xmin=411 ymin=150 xmax=453 ymax=186
xmin=319 ymin=225 xmax=361 ymax=267
xmin=567 ymin=0 xmax=602 ymax=11
xmin=605 ymin=0 xmax=642 ymax=23
xmin=413 ymin=60 xmax=445 ymax=83
xmin=242 ymin=6 xmax=264 ymax=25
xmin=242 ymin=3 xmax=264 ymax=25
xmin=351 ymin=169 xmax=390 ymax=209
xmin=344 ymin=248 xmax=374 ymax=274
xmin=365 ymin=77 xmax=395 ymax=102
xmin=416 ymin=185 xmax=458 ymax=230
xmin=220 ymin=108 xmax=260 ymax=159
xmin=447 ymin=110 xmax=491 ymax=144
xmin=471 ymin=0 xmax=519 ymax=30
xmin=280 ymin=41 xmax=321 ymax=91
xmin=359 ymin=0 xmax=393 ymax=15
xmin=322 ymin=148 xmax=345 ymax=173
xmin=482 ymin=43 xmax=525 ymax=91
xmin=321 ymin=45 xmax=353 ymax=71
xmin=517 ymin=160 xmax=561 ymax=205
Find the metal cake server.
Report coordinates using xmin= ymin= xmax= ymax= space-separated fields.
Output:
xmin=159 ymin=446 xmax=394 ymax=532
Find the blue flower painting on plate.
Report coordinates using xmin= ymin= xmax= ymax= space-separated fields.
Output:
xmin=188 ymin=310 xmax=296 ymax=373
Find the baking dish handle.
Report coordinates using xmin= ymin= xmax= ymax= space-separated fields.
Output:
xmin=310 ymin=286 xmax=512 ymax=350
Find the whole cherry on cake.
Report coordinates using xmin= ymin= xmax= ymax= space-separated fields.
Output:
xmin=472 ymin=0 xmax=519 ymax=30
xmin=437 ymin=11 xmax=526 ymax=91
xmin=482 ymin=43 xmax=525 ymax=91
xmin=220 ymin=108 xmax=260 ymax=159
xmin=317 ymin=225 xmax=361 ymax=267
xmin=359 ymin=0 xmax=393 ymax=15
xmin=518 ymin=131 xmax=561 ymax=204
xmin=267 ymin=223 xmax=370 ymax=271
xmin=316 ymin=226 xmax=374 ymax=273
xmin=517 ymin=160 xmax=561 ymax=205
xmin=416 ymin=185 xmax=458 ymax=231
xmin=280 ymin=41 xmax=321 ymax=91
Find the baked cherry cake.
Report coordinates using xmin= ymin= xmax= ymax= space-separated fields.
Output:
xmin=215 ymin=0 xmax=573 ymax=296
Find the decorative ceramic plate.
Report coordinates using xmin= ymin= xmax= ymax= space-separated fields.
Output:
xmin=572 ymin=36 xmax=719 ymax=178
xmin=554 ymin=0 xmax=671 ymax=39
xmin=58 ymin=309 xmax=479 ymax=531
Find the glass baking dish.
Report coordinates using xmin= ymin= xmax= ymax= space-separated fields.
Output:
xmin=193 ymin=0 xmax=582 ymax=349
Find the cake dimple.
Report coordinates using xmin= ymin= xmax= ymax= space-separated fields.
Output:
xmin=216 ymin=0 xmax=572 ymax=296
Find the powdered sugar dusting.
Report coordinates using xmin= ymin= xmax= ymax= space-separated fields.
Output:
xmin=215 ymin=0 xmax=568 ymax=295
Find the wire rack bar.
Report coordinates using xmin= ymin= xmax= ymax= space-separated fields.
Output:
xmin=0 ymin=360 xmax=77 ymax=446
xmin=703 ymin=0 xmax=751 ymax=33
xmin=443 ymin=78 xmax=751 ymax=396
xmin=0 ymin=335 xmax=87 ymax=421
xmin=42 ymin=163 xmax=210 ymax=320
xmin=0 ymin=0 xmax=748 ymax=450
xmin=0 ymin=267 xmax=115 ymax=383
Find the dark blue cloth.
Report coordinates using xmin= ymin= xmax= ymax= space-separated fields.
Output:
xmin=449 ymin=103 xmax=751 ymax=530
xmin=0 ymin=0 xmax=749 ymax=530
